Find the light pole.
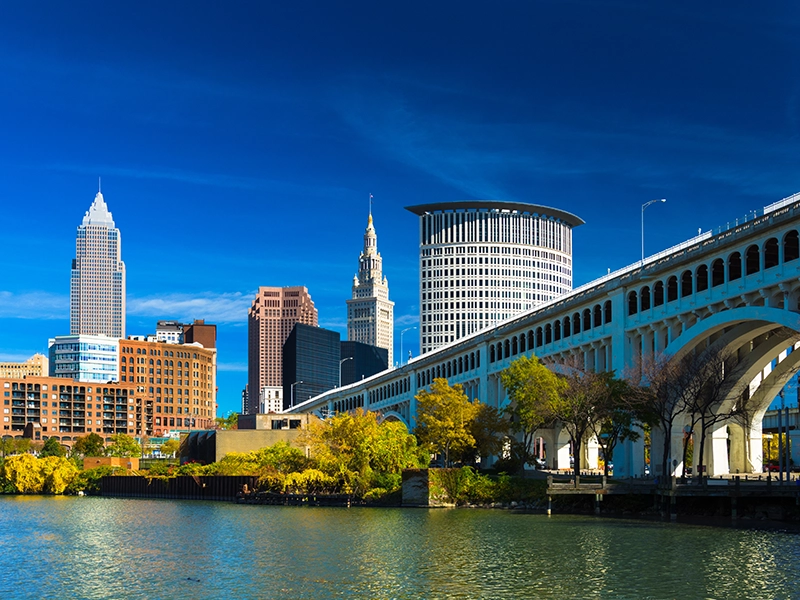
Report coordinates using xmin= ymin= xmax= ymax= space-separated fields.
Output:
xmin=400 ymin=326 xmax=417 ymax=366
xmin=339 ymin=357 xmax=353 ymax=387
xmin=290 ymin=380 xmax=304 ymax=409
xmin=641 ymin=198 xmax=666 ymax=265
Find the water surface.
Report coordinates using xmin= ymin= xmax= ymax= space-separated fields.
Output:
xmin=0 ymin=496 xmax=798 ymax=599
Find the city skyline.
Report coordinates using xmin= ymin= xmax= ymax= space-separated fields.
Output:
xmin=0 ymin=3 xmax=799 ymax=416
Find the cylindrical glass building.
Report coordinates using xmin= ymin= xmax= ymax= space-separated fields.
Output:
xmin=406 ymin=201 xmax=584 ymax=354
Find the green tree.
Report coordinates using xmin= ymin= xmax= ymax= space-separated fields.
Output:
xmin=251 ymin=440 xmax=312 ymax=474
xmin=414 ymin=379 xmax=479 ymax=467
xmin=466 ymin=403 xmax=511 ymax=467
xmin=68 ymin=465 xmax=116 ymax=495
xmin=0 ymin=437 xmax=32 ymax=457
xmin=39 ymin=437 xmax=67 ymax=458
xmin=586 ymin=375 xmax=643 ymax=477
xmin=72 ymin=433 xmax=105 ymax=457
xmin=548 ymin=356 xmax=609 ymax=479
xmin=160 ymin=439 xmax=180 ymax=457
xmin=372 ymin=419 xmax=429 ymax=476
xmin=500 ymin=355 xmax=565 ymax=468
xmin=301 ymin=409 xmax=426 ymax=495
xmin=215 ymin=412 xmax=239 ymax=430
xmin=105 ymin=434 xmax=141 ymax=458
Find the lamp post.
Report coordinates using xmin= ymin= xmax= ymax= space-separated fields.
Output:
xmin=290 ymin=380 xmax=304 ymax=409
xmin=339 ymin=357 xmax=353 ymax=387
xmin=641 ymin=198 xmax=666 ymax=265
xmin=400 ymin=326 xmax=417 ymax=366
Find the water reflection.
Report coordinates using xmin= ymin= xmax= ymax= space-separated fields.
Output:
xmin=2 ymin=497 xmax=800 ymax=599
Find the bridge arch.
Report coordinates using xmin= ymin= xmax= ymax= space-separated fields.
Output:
xmin=664 ymin=306 xmax=800 ymax=360
xmin=378 ymin=411 xmax=409 ymax=428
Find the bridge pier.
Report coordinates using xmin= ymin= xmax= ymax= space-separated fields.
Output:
xmin=614 ymin=431 xmax=645 ymax=477
xmin=709 ymin=424 xmax=730 ymax=476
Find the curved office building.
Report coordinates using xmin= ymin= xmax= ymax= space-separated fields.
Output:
xmin=406 ymin=201 xmax=584 ymax=354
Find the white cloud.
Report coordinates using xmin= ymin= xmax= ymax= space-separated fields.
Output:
xmin=395 ymin=313 xmax=419 ymax=327
xmin=0 ymin=291 xmax=67 ymax=320
xmin=127 ymin=292 xmax=252 ymax=324
xmin=217 ymin=362 xmax=247 ymax=373
xmin=0 ymin=289 xmax=254 ymax=326
xmin=319 ymin=317 xmax=347 ymax=330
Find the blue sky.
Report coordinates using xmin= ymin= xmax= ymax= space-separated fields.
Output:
xmin=1 ymin=1 xmax=799 ymax=417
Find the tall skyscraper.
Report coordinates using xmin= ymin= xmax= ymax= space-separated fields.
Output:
xmin=406 ymin=201 xmax=584 ymax=354
xmin=248 ymin=286 xmax=317 ymax=414
xmin=346 ymin=210 xmax=394 ymax=365
xmin=70 ymin=189 xmax=126 ymax=338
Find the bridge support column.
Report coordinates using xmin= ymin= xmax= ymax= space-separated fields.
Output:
xmin=790 ymin=429 xmax=800 ymax=468
xmin=708 ymin=424 xmax=730 ymax=476
xmin=728 ymin=422 xmax=747 ymax=474
xmin=613 ymin=428 xmax=645 ymax=477
xmin=649 ymin=425 xmax=685 ymax=477
xmin=585 ymin=436 xmax=599 ymax=470
xmin=539 ymin=428 xmax=558 ymax=470
xmin=556 ymin=428 xmax=571 ymax=471
xmin=750 ymin=416 xmax=765 ymax=474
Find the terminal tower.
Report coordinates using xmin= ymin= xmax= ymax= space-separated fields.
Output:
xmin=346 ymin=208 xmax=394 ymax=365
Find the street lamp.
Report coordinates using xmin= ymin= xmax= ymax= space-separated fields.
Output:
xmin=641 ymin=199 xmax=666 ymax=265
xmin=339 ymin=357 xmax=353 ymax=387
xmin=400 ymin=326 xmax=417 ymax=366
xmin=290 ymin=380 xmax=304 ymax=409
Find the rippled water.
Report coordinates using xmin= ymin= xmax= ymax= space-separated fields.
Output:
xmin=1 ymin=496 xmax=799 ymax=599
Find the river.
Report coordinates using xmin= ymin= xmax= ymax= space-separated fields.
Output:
xmin=1 ymin=496 xmax=799 ymax=599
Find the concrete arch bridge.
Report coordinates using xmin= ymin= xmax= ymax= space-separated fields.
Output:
xmin=291 ymin=193 xmax=800 ymax=478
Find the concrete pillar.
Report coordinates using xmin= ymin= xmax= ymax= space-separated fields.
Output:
xmin=649 ymin=426 xmax=663 ymax=477
xmin=749 ymin=417 xmax=764 ymax=473
xmin=727 ymin=422 xmax=746 ymax=473
xmin=670 ymin=425 xmax=686 ymax=477
xmin=477 ymin=345 xmax=489 ymax=409
xmin=790 ymin=429 xmax=800 ymax=467
xmin=539 ymin=428 xmax=558 ymax=470
xmin=556 ymin=428 xmax=572 ymax=471
xmin=614 ymin=427 xmax=646 ymax=477
xmin=585 ymin=436 xmax=599 ymax=470
xmin=708 ymin=423 xmax=730 ymax=476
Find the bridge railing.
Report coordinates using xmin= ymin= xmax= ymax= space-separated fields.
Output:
xmin=763 ymin=191 xmax=800 ymax=215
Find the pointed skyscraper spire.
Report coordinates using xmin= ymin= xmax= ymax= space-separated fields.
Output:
xmin=71 ymin=185 xmax=126 ymax=339
xmin=347 ymin=196 xmax=394 ymax=365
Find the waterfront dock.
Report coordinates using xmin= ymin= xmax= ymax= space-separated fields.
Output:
xmin=546 ymin=473 xmax=800 ymax=520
